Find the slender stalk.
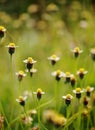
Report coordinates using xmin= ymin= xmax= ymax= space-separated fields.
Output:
xmin=55 ymin=81 xmax=60 ymax=111
xmin=0 ymin=102 xmax=12 ymax=130
xmin=37 ymin=100 xmax=48 ymax=130
xmin=10 ymin=98 xmax=54 ymax=126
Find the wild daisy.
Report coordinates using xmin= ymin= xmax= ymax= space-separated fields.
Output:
xmin=33 ymin=88 xmax=45 ymax=100
xmin=63 ymin=72 xmax=72 ymax=83
xmin=73 ymin=87 xmax=84 ymax=99
xmin=77 ymin=68 xmax=88 ymax=79
xmin=62 ymin=94 xmax=73 ymax=106
xmin=84 ymin=86 xmax=94 ymax=97
xmin=16 ymin=70 xmax=26 ymax=82
xmin=70 ymin=74 xmax=76 ymax=86
xmin=21 ymin=115 xmax=33 ymax=125
xmin=51 ymin=69 xmax=64 ymax=81
xmin=30 ymin=68 xmax=37 ymax=77
xmin=83 ymin=97 xmax=89 ymax=106
xmin=6 ymin=42 xmax=18 ymax=55
xmin=71 ymin=47 xmax=83 ymax=58
xmin=0 ymin=25 xmax=6 ymax=38
xmin=48 ymin=54 xmax=60 ymax=65
xmin=90 ymin=48 xmax=95 ymax=61
xmin=16 ymin=96 xmax=27 ymax=106
xmin=23 ymin=57 xmax=37 ymax=71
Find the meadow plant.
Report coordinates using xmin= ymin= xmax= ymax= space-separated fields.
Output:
xmin=16 ymin=70 xmax=26 ymax=82
xmin=0 ymin=26 xmax=6 ymax=39
xmin=23 ymin=57 xmax=37 ymax=71
xmin=1 ymin=6 xmax=95 ymax=130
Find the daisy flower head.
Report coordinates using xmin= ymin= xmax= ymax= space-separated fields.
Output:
xmin=33 ymin=88 xmax=45 ymax=100
xmin=22 ymin=115 xmax=33 ymax=126
xmin=84 ymin=86 xmax=94 ymax=97
xmin=71 ymin=47 xmax=83 ymax=58
xmin=48 ymin=54 xmax=60 ymax=65
xmin=6 ymin=42 xmax=18 ymax=56
xmin=52 ymin=69 xmax=64 ymax=81
xmin=83 ymin=97 xmax=89 ymax=106
xmin=77 ymin=68 xmax=88 ymax=79
xmin=16 ymin=96 xmax=27 ymax=106
xmin=63 ymin=72 xmax=72 ymax=83
xmin=16 ymin=70 xmax=26 ymax=82
xmin=70 ymin=74 xmax=76 ymax=87
xmin=73 ymin=87 xmax=84 ymax=99
xmin=90 ymin=48 xmax=95 ymax=61
xmin=30 ymin=68 xmax=37 ymax=77
xmin=23 ymin=57 xmax=37 ymax=71
xmin=62 ymin=94 xmax=73 ymax=106
xmin=0 ymin=25 xmax=6 ymax=38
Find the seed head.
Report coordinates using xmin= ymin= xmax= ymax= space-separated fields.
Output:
xmin=33 ymin=88 xmax=45 ymax=100
xmin=16 ymin=70 xmax=26 ymax=82
xmin=23 ymin=57 xmax=37 ymax=71
xmin=48 ymin=54 xmax=60 ymax=65
xmin=62 ymin=94 xmax=73 ymax=106
xmin=77 ymin=68 xmax=88 ymax=79
xmin=73 ymin=87 xmax=84 ymax=99
xmin=72 ymin=47 xmax=83 ymax=58
xmin=6 ymin=42 xmax=18 ymax=55
xmin=90 ymin=48 xmax=95 ymax=61
xmin=0 ymin=25 xmax=6 ymax=38
xmin=16 ymin=96 xmax=27 ymax=106
xmin=52 ymin=69 xmax=64 ymax=81
xmin=85 ymin=86 xmax=94 ymax=97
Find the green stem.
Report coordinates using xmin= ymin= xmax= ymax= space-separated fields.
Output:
xmin=37 ymin=100 xmax=48 ymax=130
xmin=10 ymin=98 xmax=54 ymax=126
xmin=55 ymin=81 xmax=59 ymax=111
xmin=0 ymin=102 xmax=12 ymax=130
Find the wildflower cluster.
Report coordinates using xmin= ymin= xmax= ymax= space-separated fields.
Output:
xmin=1 ymin=24 xmax=95 ymax=130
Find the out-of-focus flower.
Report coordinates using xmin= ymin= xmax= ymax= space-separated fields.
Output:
xmin=62 ymin=94 xmax=73 ymax=106
xmin=63 ymin=72 xmax=72 ymax=83
xmin=52 ymin=69 xmax=64 ymax=81
xmin=27 ymin=4 xmax=39 ymax=14
xmin=90 ymin=48 xmax=95 ymax=61
xmin=23 ymin=90 xmax=32 ymax=98
xmin=30 ymin=68 xmax=37 ymax=77
xmin=73 ymin=87 xmax=84 ymax=99
xmin=6 ymin=42 xmax=18 ymax=55
xmin=43 ymin=109 xmax=67 ymax=127
xmin=0 ymin=114 xmax=4 ymax=129
xmin=77 ymin=68 xmax=88 ymax=79
xmin=84 ymin=86 xmax=94 ymax=97
xmin=23 ymin=57 xmax=37 ymax=71
xmin=82 ymin=109 xmax=89 ymax=117
xmin=31 ymin=126 xmax=39 ymax=130
xmin=83 ymin=97 xmax=89 ymax=106
xmin=46 ymin=3 xmax=58 ymax=12
xmin=70 ymin=75 xmax=76 ymax=86
xmin=16 ymin=96 xmax=27 ymax=106
xmin=16 ymin=70 xmax=26 ymax=82
xmin=0 ymin=25 xmax=6 ymax=38
xmin=33 ymin=88 xmax=45 ymax=100
xmin=90 ymin=127 xmax=95 ymax=130
xmin=22 ymin=115 xmax=33 ymax=125
xmin=36 ymin=20 xmax=47 ymax=30
xmin=29 ymin=109 xmax=37 ymax=117
xmin=71 ymin=47 xmax=83 ymax=58
xmin=79 ymin=20 xmax=88 ymax=28
xmin=19 ymin=13 xmax=30 ymax=22
xmin=48 ymin=54 xmax=60 ymax=65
